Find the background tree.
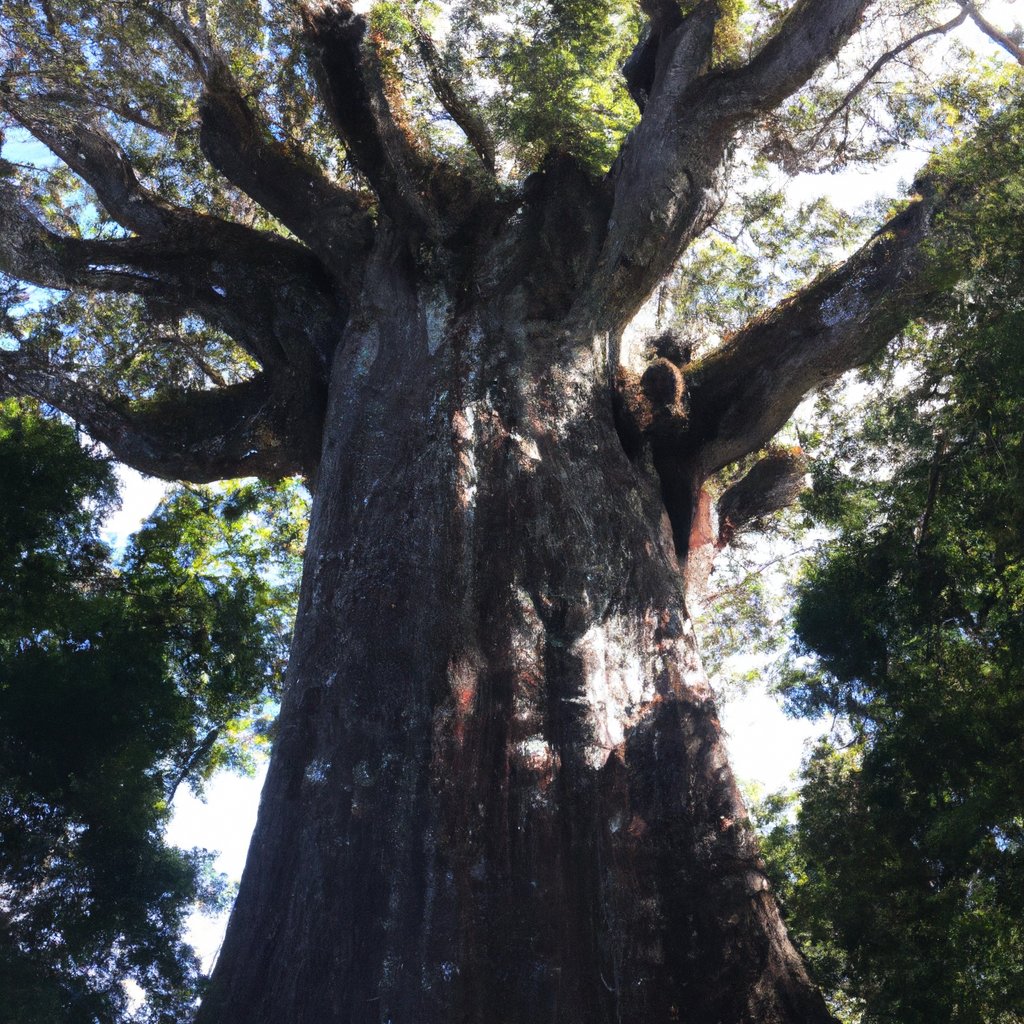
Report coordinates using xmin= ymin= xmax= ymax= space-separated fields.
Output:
xmin=1 ymin=2 xmax=1022 ymax=1022
xmin=753 ymin=107 xmax=1024 ymax=1024
xmin=0 ymin=398 xmax=304 ymax=1022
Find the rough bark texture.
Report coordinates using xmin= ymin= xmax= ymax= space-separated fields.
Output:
xmin=196 ymin=227 xmax=832 ymax=1024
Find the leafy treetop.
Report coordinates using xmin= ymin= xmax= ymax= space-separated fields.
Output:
xmin=0 ymin=397 xmax=306 ymax=1023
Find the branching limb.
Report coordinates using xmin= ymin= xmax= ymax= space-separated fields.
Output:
xmin=585 ymin=2 xmax=720 ymax=327
xmin=0 ymin=350 xmax=320 ymax=481
xmin=2 ymin=100 xmax=184 ymax=237
xmin=623 ymin=0 xmax=686 ymax=111
xmin=145 ymin=3 xmax=219 ymax=80
xmin=804 ymin=9 xmax=970 ymax=153
xmin=717 ymin=450 xmax=807 ymax=547
xmin=632 ymin=185 xmax=948 ymax=557
xmin=961 ymin=1 xmax=1024 ymax=65
xmin=590 ymin=0 xmax=873 ymax=330
xmin=683 ymin=450 xmax=807 ymax=607
xmin=403 ymin=6 xmax=495 ymax=173
xmin=684 ymin=189 xmax=942 ymax=477
xmin=707 ymin=0 xmax=874 ymax=123
xmin=299 ymin=1 xmax=475 ymax=236
xmin=0 ymin=179 xmax=341 ymax=373
xmin=0 ymin=180 xmax=173 ymax=295
xmin=198 ymin=68 xmax=374 ymax=278
xmin=164 ymin=726 xmax=221 ymax=804
xmin=142 ymin=2 xmax=374 ymax=277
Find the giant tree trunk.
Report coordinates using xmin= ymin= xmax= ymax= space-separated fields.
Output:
xmin=195 ymin=231 xmax=833 ymax=1024
xmin=0 ymin=2 xmax=969 ymax=1021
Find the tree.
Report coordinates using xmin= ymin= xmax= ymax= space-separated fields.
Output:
xmin=753 ymin=112 xmax=1024 ymax=1023
xmin=0 ymin=2 xmax=1021 ymax=1021
xmin=0 ymin=398 xmax=304 ymax=1021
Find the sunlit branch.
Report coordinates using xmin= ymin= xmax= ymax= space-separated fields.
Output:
xmin=805 ymin=8 xmax=970 ymax=151
xmin=684 ymin=190 xmax=943 ymax=477
xmin=1 ymin=85 xmax=165 ymax=132
xmin=145 ymin=3 xmax=218 ymax=81
xmin=3 ymin=101 xmax=184 ymax=236
xmin=961 ymin=1 xmax=1024 ymax=65
xmin=589 ymin=0 xmax=874 ymax=332
xmin=709 ymin=0 xmax=873 ymax=121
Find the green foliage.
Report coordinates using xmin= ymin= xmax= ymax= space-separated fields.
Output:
xmin=758 ymin=142 xmax=1024 ymax=1022
xmin=0 ymin=399 xmax=306 ymax=1023
xmin=692 ymin=443 xmax=814 ymax=701
xmin=445 ymin=0 xmax=640 ymax=172
xmin=762 ymin=3 xmax=1021 ymax=173
xmin=924 ymin=99 xmax=1024 ymax=288
xmin=671 ymin=178 xmax=870 ymax=353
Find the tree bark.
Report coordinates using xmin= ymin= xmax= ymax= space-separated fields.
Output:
xmin=195 ymin=232 xmax=832 ymax=1024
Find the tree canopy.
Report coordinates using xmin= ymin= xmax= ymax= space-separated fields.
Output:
xmin=0 ymin=0 xmax=1022 ymax=502
xmin=750 ymin=106 xmax=1024 ymax=1023
xmin=0 ymin=398 xmax=305 ymax=1022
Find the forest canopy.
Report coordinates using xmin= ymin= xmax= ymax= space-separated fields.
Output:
xmin=0 ymin=399 xmax=305 ymax=1022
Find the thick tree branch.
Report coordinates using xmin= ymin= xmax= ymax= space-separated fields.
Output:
xmin=2 ymin=101 xmax=185 ymax=237
xmin=623 ymin=0 xmax=687 ymax=111
xmin=717 ymin=450 xmax=807 ymax=545
xmin=684 ymin=450 xmax=807 ymax=607
xmin=198 ymin=68 xmax=375 ymax=278
xmin=0 ymin=350 xmax=319 ymax=481
xmin=0 ymin=179 xmax=342 ymax=374
xmin=141 ymin=2 xmax=374 ymax=277
xmin=0 ymin=181 xmax=170 ymax=295
xmin=707 ymin=0 xmax=872 ymax=122
xmin=588 ymin=0 xmax=873 ymax=331
xmin=299 ymin=1 xmax=474 ymax=237
xmin=7 ymin=88 xmax=372 ymax=282
xmin=584 ymin=3 xmax=720 ymax=328
xmin=684 ymin=189 xmax=943 ymax=477
xmin=405 ymin=10 xmax=495 ymax=173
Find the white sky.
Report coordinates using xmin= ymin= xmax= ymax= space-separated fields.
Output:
xmin=100 ymin=465 xmax=168 ymax=552
xmin=163 ymin=766 xmax=268 ymax=971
